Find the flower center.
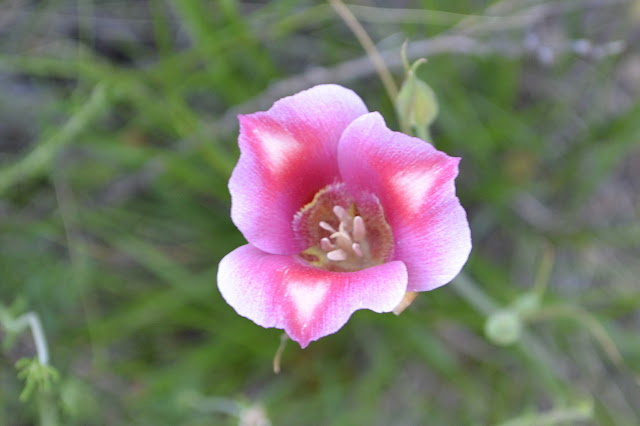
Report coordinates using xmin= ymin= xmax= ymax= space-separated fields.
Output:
xmin=293 ymin=183 xmax=394 ymax=272
xmin=319 ymin=205 xmax=366 ymax=262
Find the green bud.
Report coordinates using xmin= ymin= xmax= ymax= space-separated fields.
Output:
xmin=484 ymin=309 xmax=522 ymax=346
xmin=396 ymin=60 xmax=439 ymax=140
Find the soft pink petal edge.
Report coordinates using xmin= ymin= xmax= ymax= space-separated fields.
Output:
xmin=338 ymin=112 xmax=471 ymax=292
xmin=229 ymin=84 xmax=368 ymax=255
xmin=217 ymin=244 xmax=408 ymax=348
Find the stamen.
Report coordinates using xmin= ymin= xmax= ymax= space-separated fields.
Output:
xmin=295 ymin=183 xmax=395 ymax=270
xmin=320 ymin=238 xmax=335 ymax=251
xmin=319 ymin=203 xmax=374 ymax=264
xmin=327 ymin=249 xmax=348 ymax=261
xmin=319 ymin=221 xmax=336 ymax=233
xmin=352 ymin=216 xmax=366 ymax=242
xmin=333 ymin=206 xmax=352 ymax=231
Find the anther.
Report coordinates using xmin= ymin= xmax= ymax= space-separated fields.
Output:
xmin=333 ymin=206 xmax=352 ymax=231
xmin=319 ymin=221 xmax=336 ymax=233
xmin=352 ymin=216 xmax=366 ymax=242
xmin=320 ymin=238 xmax=335 ymax=251
xmin=327 ymin=249 xmax=347 ymax=261
xmin=319 ymin=204 xmax=372 ymax=263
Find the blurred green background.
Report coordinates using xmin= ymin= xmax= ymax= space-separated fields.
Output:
xmin=1 ymin=0 xmax=639 ymax=424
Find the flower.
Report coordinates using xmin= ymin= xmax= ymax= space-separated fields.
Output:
xmin=218 ymin=84 xmax=471 ymax=348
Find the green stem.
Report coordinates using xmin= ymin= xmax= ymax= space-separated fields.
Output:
xmin=451 ymin=273 xmax=566 ymax=393
xmin=38 ymin=394 xmax=59 ymax=426
xmin=0 ymin=307 xmax=50 ymax=366
xmin=415 ymin=125 xmax=431 ymax=143
xmin=532 ymin=245 xmax=554 ymax=298
xmin=528 ymin=305 xmax=623 ymax=367
xmin=450 ymin=272 xmax=497 ymax=315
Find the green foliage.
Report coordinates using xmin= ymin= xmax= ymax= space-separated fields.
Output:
xmin=15 ymin=358 xmax=59 ymax=402
xmin=1 ymin=0 xmax=639 ymax=425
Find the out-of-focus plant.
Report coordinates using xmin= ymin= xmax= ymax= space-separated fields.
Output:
xmin=1 ymin=302 xmax=60 ymax=425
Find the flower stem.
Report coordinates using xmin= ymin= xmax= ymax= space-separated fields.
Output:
xmin=414 ymin=125 xmax=429 ymax=143
xmin=38 ymin=394 xmax=59 ymax=426
xmin=273 ymin=333 xmax=289 ymax=374
xmin=532 ymin=244 xmax=555 ymax=298
xmin=451 ymin=272 xmax=497 ymax=315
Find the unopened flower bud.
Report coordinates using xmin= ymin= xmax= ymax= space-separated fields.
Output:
xmin=396 ymin=59 xmax=439 ymax=140
xmin=484 ymin=309 xmax=522 ymax=346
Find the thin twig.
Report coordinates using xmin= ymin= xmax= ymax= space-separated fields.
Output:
xmin=328 ymin=0 xmax=398 ymax=103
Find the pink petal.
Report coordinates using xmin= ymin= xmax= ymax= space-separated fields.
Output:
xmin=338 ymin=112 xmax=471 ymax=292
xmin=229 ymin=85 xmax=368 ymax=255
xmin=217 ymin=245 xmax=408 ymax=348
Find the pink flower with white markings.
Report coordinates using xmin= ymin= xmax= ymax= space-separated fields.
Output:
xmin=218 ymin=84 xmax=471 ymax=348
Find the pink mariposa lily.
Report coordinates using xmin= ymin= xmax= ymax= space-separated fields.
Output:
xmin=218 ymin=84 xmax=471 ymax=348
